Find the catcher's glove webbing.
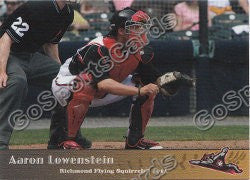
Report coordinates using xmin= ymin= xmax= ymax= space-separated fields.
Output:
xmin=156 ymin=71 xmax=195 ymax=96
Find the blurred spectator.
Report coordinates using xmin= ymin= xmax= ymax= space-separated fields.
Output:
xmin=238 ymin=0 xmax=249 ymax=14
xmin=80 ymin=0 xmax=109 ymax=15
xmin=80 ymin=0 xmax=96 ymax=15
xmin=1 ymin=0 xmax=24 ymax=24
xmin=69 ymin=10 xmax=90 ymax=33
xmin=4 ymin=0 xmax=24 ymax=15
xmin=0 ymin=0 xmax=6 ymax=16
xmin=208 ymin=0 xmax=234 ymax=18
xmin=131 ymin=0 xmax=172 ymax=18
xmin=173 ymin=1 xmax=200 ymax=31
xmin=0 ymin=0 xmax=6 ymax=26
xmin=112 ymin=0 xmax=134 ymax=11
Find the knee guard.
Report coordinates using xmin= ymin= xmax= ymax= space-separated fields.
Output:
xmin=128 ymin=94 xmax=156 ymax=143
xmin=67 ymin=85 xmax=96 ymax=138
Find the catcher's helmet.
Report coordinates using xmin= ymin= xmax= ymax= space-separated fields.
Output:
xmin=109 ymin=7 xmax=150 ymax=36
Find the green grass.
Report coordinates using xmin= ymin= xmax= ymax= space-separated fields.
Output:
xmin=10 ymin=126 xmax=249 ymax=145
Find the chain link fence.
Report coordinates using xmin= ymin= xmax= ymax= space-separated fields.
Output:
xmin=60 ymin=0 xmax=249 ymax=42
xmin=61 ymin=0 xmax=248 ymax=116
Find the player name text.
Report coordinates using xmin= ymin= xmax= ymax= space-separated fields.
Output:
xmin=8 ymin=155 xmax=114 ymax=165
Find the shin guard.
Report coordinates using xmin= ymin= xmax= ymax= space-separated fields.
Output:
xmin=67 ymin=85 xmax=96 ymax=139
xmin=128 ymin=94 xmax=156 ymax=144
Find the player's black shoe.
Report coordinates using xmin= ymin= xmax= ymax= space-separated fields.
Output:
xmin=47 ymin=131 xmax=92 ymax=149
xmin=125 ymin=136 xmax=163 ymax=150
xmin=75 ymin=131 xmax=92 ymax=149
xmin=48 ymin=105 xmax=92 ymax=149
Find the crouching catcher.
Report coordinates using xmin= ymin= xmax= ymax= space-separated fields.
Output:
xmin=52 ymin=7 xmax=195 ymax=149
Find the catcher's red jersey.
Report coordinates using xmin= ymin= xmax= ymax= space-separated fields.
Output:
xmin=103 ymin=36 xmax=141 ymax=83
xmin=67 ymin=35 xmax=150 ymax=86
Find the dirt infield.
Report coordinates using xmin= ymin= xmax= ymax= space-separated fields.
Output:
xmin=10 ymin=140 xmax=249 ymax=149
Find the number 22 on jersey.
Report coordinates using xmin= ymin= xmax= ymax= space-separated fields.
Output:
xmin=11 ymin=17 xmax=29 ymax=37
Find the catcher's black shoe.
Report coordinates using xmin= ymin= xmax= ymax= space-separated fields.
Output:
xmin=125 ymin=137 xmax=163 ymax=150
xmin=47 ymin=131 xmax=92 ymax=149
xmin=47 ymin=105 xmax=92 ymax=149
xmin=75 ymin=131 xmax=92 ymax=149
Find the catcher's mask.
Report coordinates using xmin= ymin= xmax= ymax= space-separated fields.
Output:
xmin=109 ymin=7 xmax=150 ymax=36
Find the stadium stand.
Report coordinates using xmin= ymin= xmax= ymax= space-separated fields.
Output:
xmin=59 ymin=0 xmax=248 ymax=42
xmin=58 ymin=0 xmax=249 ymax=116
xmin=1 ymin=0 xmax=247 ymax=116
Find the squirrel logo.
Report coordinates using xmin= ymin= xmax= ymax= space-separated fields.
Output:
xmin=189 ymin=147 xmax=243 ymax=174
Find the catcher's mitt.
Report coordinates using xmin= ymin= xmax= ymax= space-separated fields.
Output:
xmin=156 ymin=71 xmax=195 ymax=96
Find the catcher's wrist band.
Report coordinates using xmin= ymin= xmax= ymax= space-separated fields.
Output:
xmin=138 ymin=87 xmax=141 ymax=96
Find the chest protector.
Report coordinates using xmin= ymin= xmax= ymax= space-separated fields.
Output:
xmin=103 ymin=37 xmax=141 ymax=82
xmin=69 ymin=36 xmax=150 ymax=83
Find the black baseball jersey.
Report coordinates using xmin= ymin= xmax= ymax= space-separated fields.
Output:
xmin=69 ymin=43 xmax=111 ymax=84
xmin=0 ymin=0 xmax=74 ymax=53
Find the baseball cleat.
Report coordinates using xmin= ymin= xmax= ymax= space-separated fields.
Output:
xmin=75 ymin=132 xmax=92 ymax=149
xmin=125 ymin=138 xmax=163 ymax=150
xmin=59 ymin=140 xmax=82 ymax=150
xmin=47 ymin=131 xmax=92 ymax=149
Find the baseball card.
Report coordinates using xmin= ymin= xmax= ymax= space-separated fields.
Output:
xmin=0 ymin=0 xmax=249 ymax=179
